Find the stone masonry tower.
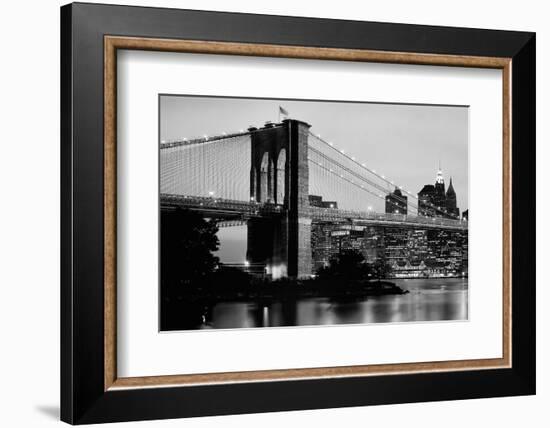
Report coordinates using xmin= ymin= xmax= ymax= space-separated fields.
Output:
xmin=246 ymin=119 xmax=312 ymax=279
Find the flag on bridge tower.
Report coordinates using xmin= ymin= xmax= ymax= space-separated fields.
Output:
xmin=278 ymin=105 xmax=289 ymax=122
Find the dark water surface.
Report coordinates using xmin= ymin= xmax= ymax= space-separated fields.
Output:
xmin=195 ymin=278 xmax=468 ymax=330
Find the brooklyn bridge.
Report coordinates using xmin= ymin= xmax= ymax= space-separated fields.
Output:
xmin=160 ymin=119 xmax=468 ymax=279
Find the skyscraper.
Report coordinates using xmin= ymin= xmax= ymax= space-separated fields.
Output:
xmin=385 ymin=187 xmax=408 ymax=215
xmin=417 ymin=167 xmax=461 ymax=219
xmin=433 ymin=167 xmax=447 ymax=213
xmin=418 ymin=184 xmax=436 ymax=217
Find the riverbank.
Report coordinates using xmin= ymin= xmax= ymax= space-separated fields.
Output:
xmin=174 ymin=278 xmax=408 ymax=304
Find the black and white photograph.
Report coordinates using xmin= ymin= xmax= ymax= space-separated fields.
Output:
xmin=159 ymin=95 xmax=469 ymax=331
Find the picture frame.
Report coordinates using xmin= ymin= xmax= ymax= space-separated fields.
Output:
xmin=61 ymin=2 xmax=535 ymax=424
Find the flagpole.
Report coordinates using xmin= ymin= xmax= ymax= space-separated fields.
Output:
xmin=278 ymin=106 xmax=288 ymax=123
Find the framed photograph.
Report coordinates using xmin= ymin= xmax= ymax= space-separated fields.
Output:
xmin=61 ymin=2 xmax=535 ymax=424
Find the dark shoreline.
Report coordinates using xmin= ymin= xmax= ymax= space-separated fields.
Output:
xmin=175 ymin=279 xmax=408 ymax=304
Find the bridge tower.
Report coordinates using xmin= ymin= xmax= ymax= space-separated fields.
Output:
xmin=247 ymin=119 xmax=312 ymax=279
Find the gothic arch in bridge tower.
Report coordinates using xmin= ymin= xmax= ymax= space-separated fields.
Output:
xmin=258 ymin=152 xmax=275 ymax=203
xmin=275 ymin=148 xmax=286 ymax=205
xmin=250 ymin=165 xmax=257 ymax=202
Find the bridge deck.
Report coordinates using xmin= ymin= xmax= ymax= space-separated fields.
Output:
xmin=160 ymin=194 xmax=468 ymax=231
xmin=308 ymin=206 xmax=467 ymax=231
xmin=160 ymin=194 xmax=284 ymax=219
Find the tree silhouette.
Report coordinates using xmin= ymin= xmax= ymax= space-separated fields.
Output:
xmin=160 ymin=208 xmax=219 ymax=298
xmin=317 ymin=249 xmax=371 ymax=281
xmin=371 ymin=258 xmax=392 ymax=281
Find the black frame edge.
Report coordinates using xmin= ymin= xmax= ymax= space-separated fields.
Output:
xmin=60 ymin=3 xmax=74 ymax=425
xmin=510 ymin=33 xmax=536 ymax=393
xmin=71 ymin=1 xmax=533 ymax=57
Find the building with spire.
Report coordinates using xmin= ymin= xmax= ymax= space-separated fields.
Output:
xmin=445 ymin=177 xmax=459 ymax=218
xmin=417 ymin=167 xmax=461 ymax=219
xmin=433 ymin=167 xmax=446 ymax=211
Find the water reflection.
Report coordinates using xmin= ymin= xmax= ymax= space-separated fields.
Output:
xmin=192 ymin=278 xmax=468 ymax=330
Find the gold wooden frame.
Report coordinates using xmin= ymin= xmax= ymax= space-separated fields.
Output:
xmin=104 ymin=36 xmax=512 ymax=391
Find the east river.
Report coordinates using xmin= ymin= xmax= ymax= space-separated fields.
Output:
xmin=196 ymin=277 xmax=468 ymax=330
